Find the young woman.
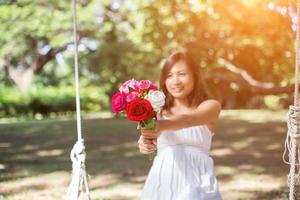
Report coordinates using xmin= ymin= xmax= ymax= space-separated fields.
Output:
xmin=138 ymin=51 xmax=222 ymax=200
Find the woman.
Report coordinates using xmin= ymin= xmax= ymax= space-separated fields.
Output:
xmin=138 ymin=51 xmax=222 ymax=200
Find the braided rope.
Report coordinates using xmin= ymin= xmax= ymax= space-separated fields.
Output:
xmin=285 ymin=0 xmax=300 ymax=199
xmin=295 ymin=0 xmax=300 ymax=105
xmin=284 ymin=107 xmax=300 ymax=165
xmin=67 ymin=140 xmax=91 ymax=200
xmin=66 ymin=0 xmax=91 ymax=199
xmin=286 ymin=106 xmax=300 ymax=200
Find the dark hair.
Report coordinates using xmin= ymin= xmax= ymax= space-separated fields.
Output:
xmin=159 ymin=51 xmax=208 ymax=113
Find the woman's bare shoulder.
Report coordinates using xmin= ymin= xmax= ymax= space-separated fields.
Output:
xmin=197 ymin=100 xmax=221 ymax=132
xmin=157 ymin=109 xmax=166 ymax=120
xmin=197 ymin=99 xmax=221 ymax=110
xmin=157 ymin=109 xmax=172 ymax=120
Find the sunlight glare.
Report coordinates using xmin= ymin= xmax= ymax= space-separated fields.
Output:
xmin=267 ymin=2 xmax=275 ymax=10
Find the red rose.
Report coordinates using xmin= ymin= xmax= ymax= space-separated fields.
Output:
xmin=126 ymin=99 xmax=154 ymax=122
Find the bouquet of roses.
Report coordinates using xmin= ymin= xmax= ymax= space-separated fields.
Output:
xmin=111 ymin=79 xmax=165 ymax=131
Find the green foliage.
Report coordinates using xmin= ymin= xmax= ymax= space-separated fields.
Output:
xmin=0 ymin=0 xmax=297 ymax=116
xmin=264 ymin=94 xmax=291 ymax=110
xmin=0 ymin=84 xmax=108 ymax=117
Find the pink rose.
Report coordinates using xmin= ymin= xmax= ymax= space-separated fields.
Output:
xmin=138 ymin=80 xmax=152 ymax=90
xmin=149 ymin=84 xmax=158 ymax=90
xmin=138 ymin=80 xmax=158 ymax=91
xmin=126 ymin=92 xmax=138 ymax=103
xmin=119 ymin=79 xmax=139 ymax=94
xmin=111 ymin=92 xmax=127 ymax=113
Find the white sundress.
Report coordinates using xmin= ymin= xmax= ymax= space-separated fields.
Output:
xmin=141 ymin=122 xmax=222 ymax=200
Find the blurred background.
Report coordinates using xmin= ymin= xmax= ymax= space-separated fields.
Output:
xmin=0 ymin=0 xmax=296 ymax=199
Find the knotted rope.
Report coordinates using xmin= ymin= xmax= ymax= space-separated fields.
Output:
xmin=67 ymin=140 xmax=91 ymax=200
xmin=284 ymin=106 xmax=300 ymax=193
xmin=283 ymin=1 xmax=300 ymax=199
xmin=66 ymin=0 xmax=91 ymax=199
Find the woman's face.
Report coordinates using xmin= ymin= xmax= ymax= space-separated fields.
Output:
xmin=165 ymin=60 xmax=194 ymax=100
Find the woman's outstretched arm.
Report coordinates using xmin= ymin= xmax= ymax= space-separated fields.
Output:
xmin=141 ymin=100 xmax=221 ymax=139
xmin=160 ymin=99 xmax=221 ymax=131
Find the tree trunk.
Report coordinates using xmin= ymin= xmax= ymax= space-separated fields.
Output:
xmin=0 ymin=43 xmax=69 ymax=93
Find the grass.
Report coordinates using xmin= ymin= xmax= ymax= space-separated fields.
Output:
xmin=0 ymin=109 xmax=291 ymax=200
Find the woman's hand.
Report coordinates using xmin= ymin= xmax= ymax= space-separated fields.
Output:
xmin=138 ymin=135 xmax=157 ymax=154
xmin=141 ymin=128 xmax=161 ymax=140
xmin=140 ymin=120 xmax=163 ymax=139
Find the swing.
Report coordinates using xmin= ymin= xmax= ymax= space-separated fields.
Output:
xmin=66 ymin=0 xmax=91 ymax=199
xmin=284 ymin=0 xmax=300 ymax=200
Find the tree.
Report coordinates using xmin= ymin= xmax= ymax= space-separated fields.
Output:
xmin=0 ymin=0 xmax=297 ymax=108
xmin=132 ymin=0 xmax=295 ymax=107
xmin=0 ymin=0 xmax=98 ymax=92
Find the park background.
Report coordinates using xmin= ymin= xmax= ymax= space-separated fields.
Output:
xmin=0 ymin=0 xmax=295 ymax=199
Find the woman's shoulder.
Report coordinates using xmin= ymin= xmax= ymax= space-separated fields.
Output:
xmin=197 ymin=99 xmax=221 ymax=133
xmin=156 ymin=111 xmax=162 ymax=120
xmin=157 ymin=109 xmax=171 ymax=120
xmin=197 ymin=99 xmax=221 ymax=111
xmin=156 ymin=109 xmax=166 ymax=120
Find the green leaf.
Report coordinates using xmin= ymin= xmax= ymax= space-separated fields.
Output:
xmin=140 ymin=118 xmax=156 ymax=130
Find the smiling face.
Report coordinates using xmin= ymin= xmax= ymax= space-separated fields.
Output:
xmin=165 ymin=60 xmax=194 ymax=100
xmin=159 ymin=51 xmax=207 ymax=111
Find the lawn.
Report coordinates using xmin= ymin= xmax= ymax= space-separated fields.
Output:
xmin=0 ymin=110 xmax=290 ymax=200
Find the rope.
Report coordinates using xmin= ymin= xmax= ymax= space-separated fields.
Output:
xmin=284 ymin=1 xmax=300 ymax=199
xmin=66 ymin=0 xmax=91 ymax=199
xmin=285 ymin=106 xmax=300 ymax=200
xmin=72 ymin=0 xmax=82 ymax=141
xmin=290 ymin=0 xmax=300 ymax=198
xmin=67 ymin=140 xmax=91 ymax=200
xmin=283 ymin=107 xmax=300 ymax=166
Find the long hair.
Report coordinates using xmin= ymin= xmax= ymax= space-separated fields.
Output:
xmin=159 ymin=51 xmax=208 ymax=113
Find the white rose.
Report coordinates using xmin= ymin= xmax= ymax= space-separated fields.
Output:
xmin=146 ymin=90 xmax=166 ymax=112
